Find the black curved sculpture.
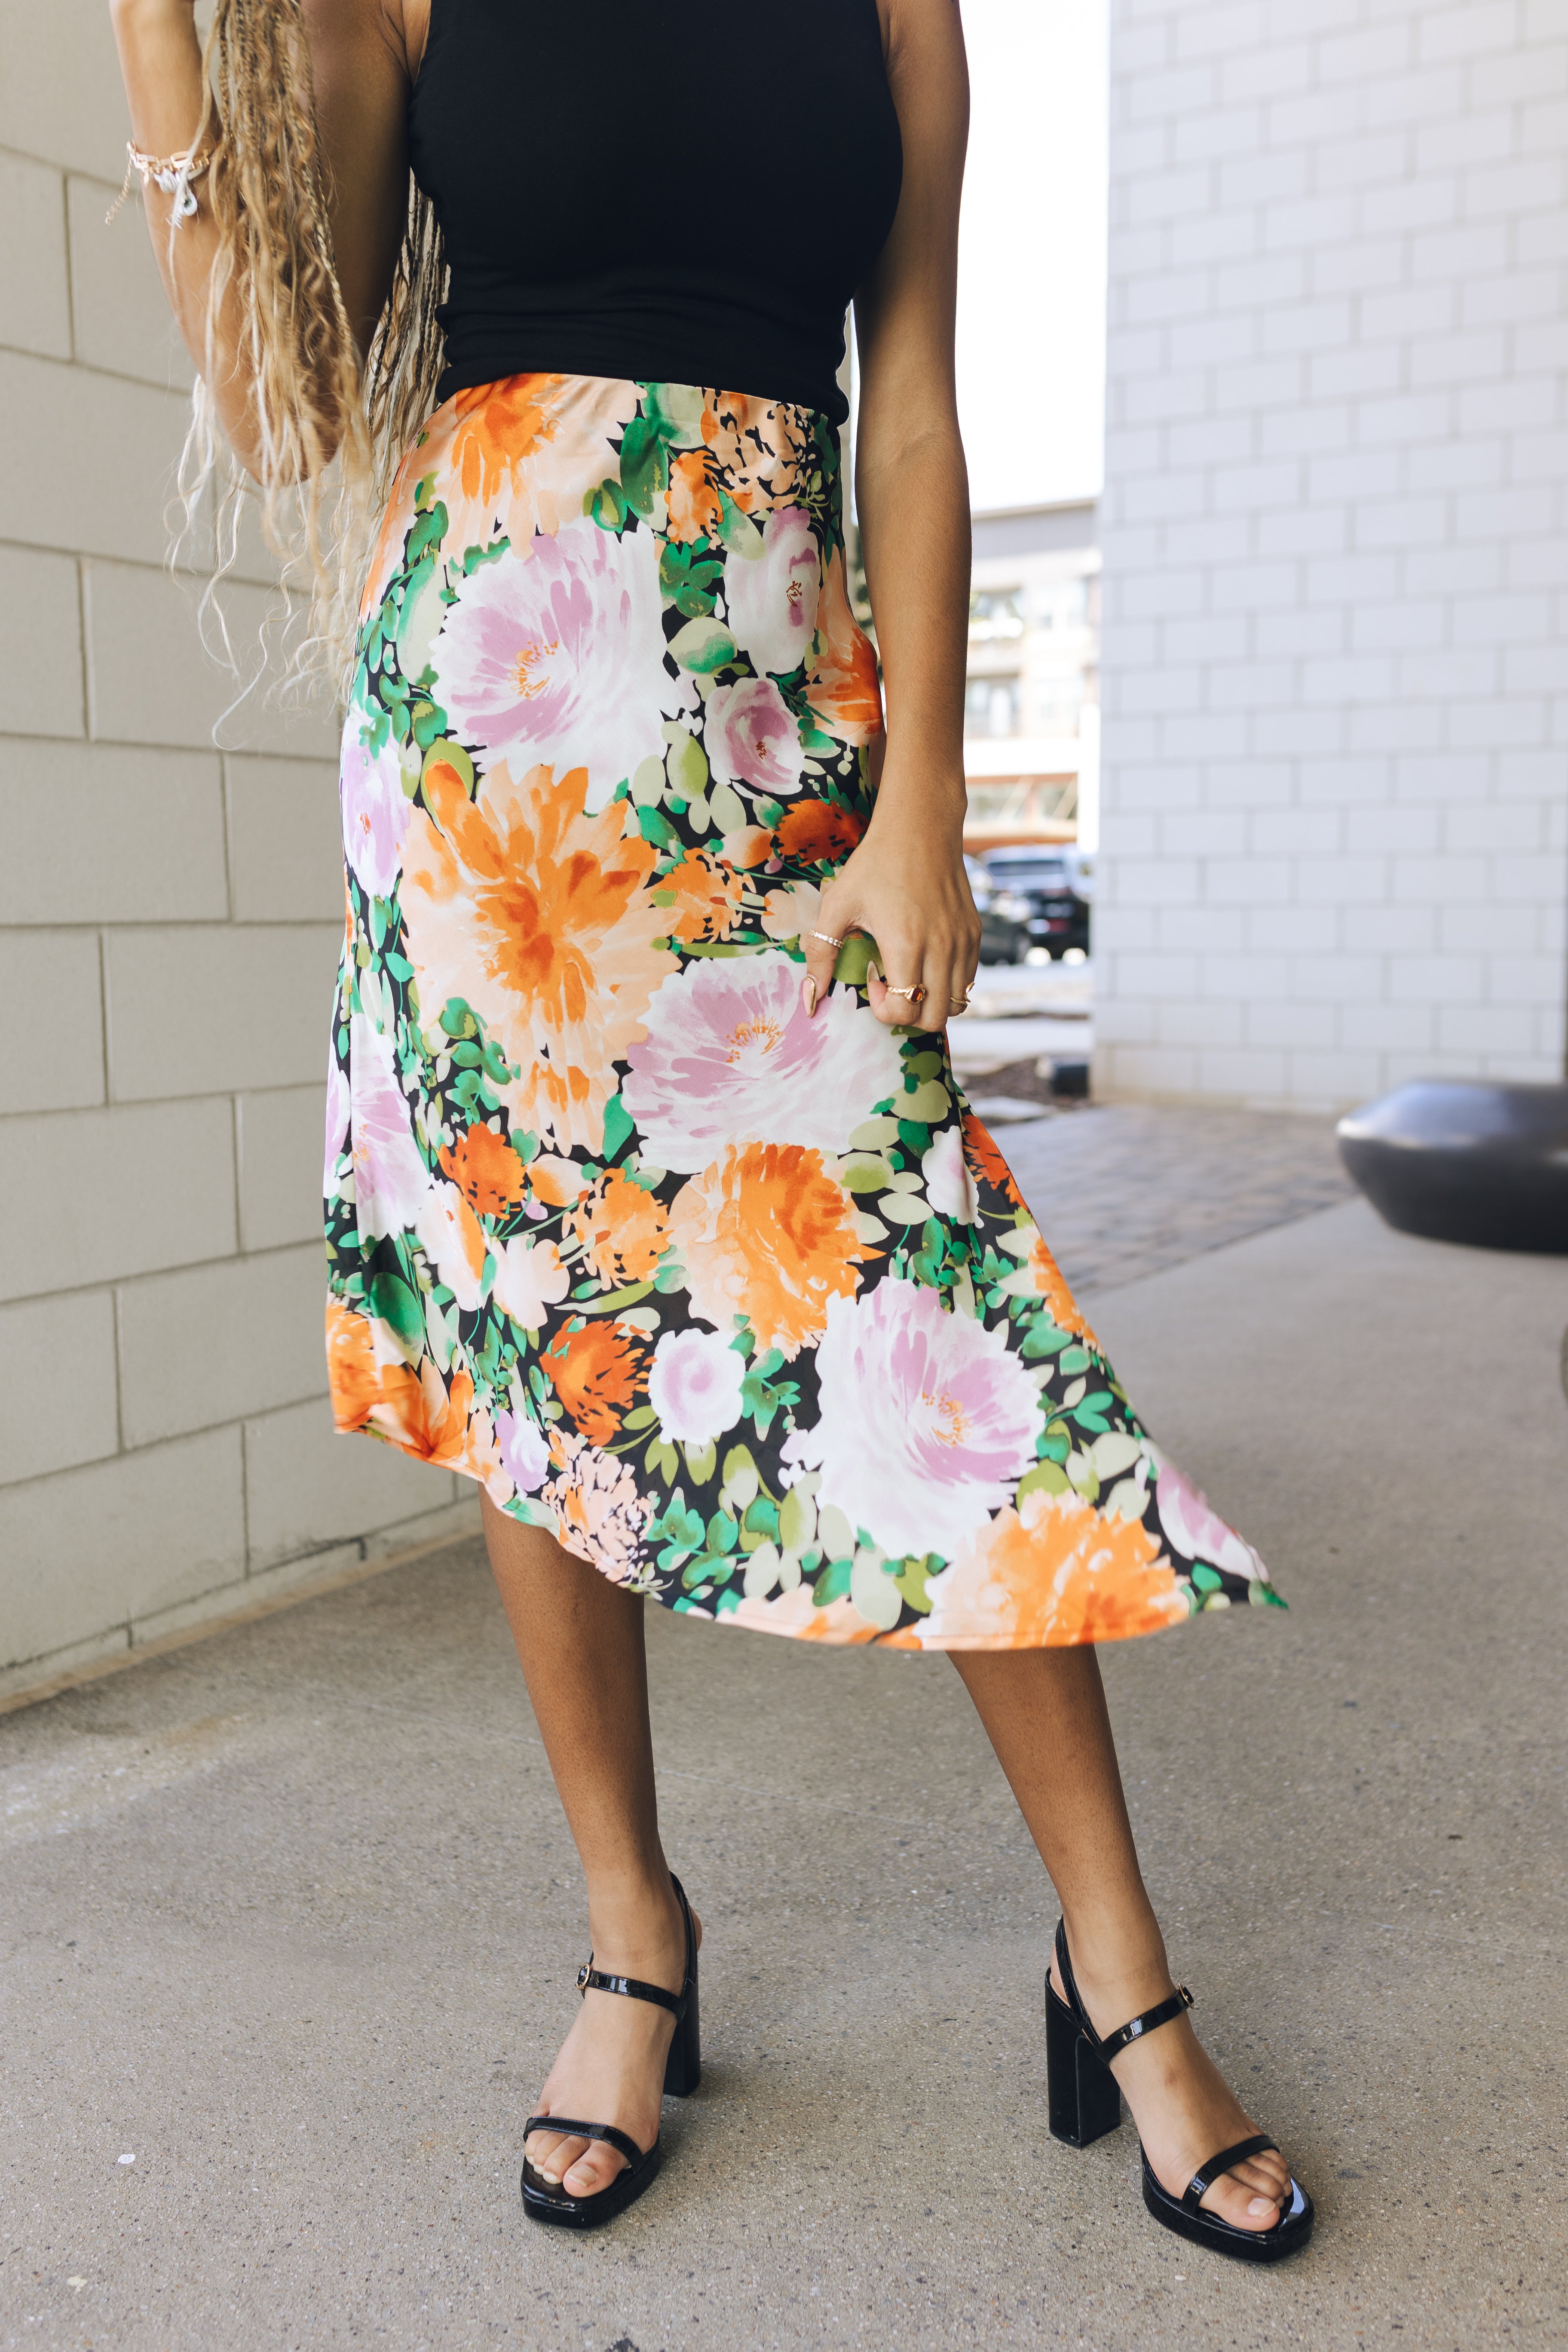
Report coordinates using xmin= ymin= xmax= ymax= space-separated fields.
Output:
xmin=1336 ymin=1080 xmax=1568 ymax=1255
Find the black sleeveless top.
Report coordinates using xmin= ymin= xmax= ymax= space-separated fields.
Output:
xmin=408 ymin=0 xmax=903 ymax=425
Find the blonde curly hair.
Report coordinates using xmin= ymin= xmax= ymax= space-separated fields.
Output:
xmin=178 ymin=0 xmax=444 ymax=689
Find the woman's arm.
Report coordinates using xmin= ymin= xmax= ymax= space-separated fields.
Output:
xmin=106 ymin=0 xmax=418 ymax=472
xmin=801 ymin=0 xmax=978 ymax=1033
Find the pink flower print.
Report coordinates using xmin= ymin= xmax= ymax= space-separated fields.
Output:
xmin=705 ymin=676 xmax=802 ymax=799
xmin=1151 ymin=1448 xmax=1270 ymax=1584
xmin=433 ymin=516 xmax=670 ymax=813
xmin=347 ymin=1012 xmax=432 ymax=1241
xmin=647 ymin=1326 xmax=747 ymax=1446
xmin=725 ymin=506 xmax=821 ymax=678
xmin=323 ymin=1049 xmax=350 ymax=1200
xmin=340 ymin=719 xmax=411 ymax=900
xmin=622 ymin=950 xmax=903 ymax=1173
xmin=920 ymin=1126 xmax=980 ymax=1225
xmin=495 ymin=1403 xmax=552 ymax=1494
xmin=783 ymin=1278 xmax=1040 ymax=1560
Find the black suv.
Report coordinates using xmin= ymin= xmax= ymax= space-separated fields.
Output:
xmin=981 ymin=847 xmax=1092 ymax=960
xmin=964 ymin=855 xmax=1032 ymax=964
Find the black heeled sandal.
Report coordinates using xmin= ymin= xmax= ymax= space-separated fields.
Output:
xmin=521 ymin=1873 xmax=701 ymax=2229
xmin=1045 ymin=1917 xmax=1313 ymax=2264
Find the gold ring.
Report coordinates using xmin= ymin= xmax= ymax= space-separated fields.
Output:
xmin=949 ymin=998 xmax=970 ymax=1014
xmin=883 ymin=983 xmax=926 ymax=1004
xmin=810 ymin=930 xmax=843 ymax=948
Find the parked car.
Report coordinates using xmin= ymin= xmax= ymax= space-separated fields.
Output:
xmin=964 ymin=855 xmax=1032 ymax=965
xmin=981 ymin=845 xmax=1092 ymax=959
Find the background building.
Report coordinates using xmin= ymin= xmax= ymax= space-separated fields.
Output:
xmin=1095 ymin=0 xmax=1568 ymax=1109
xmin=965 ymin=501 xmax=1101 ymax=850
xmin=0 ymin=9 xmax=476 ymax=1703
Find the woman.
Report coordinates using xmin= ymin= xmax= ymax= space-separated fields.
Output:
xmin=108 ymin=0 xmax=1312 ymax=2260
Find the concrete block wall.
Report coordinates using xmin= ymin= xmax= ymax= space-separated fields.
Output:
xmin=1097 ymin=0 xmax=1568 ymax=1109
xmin=0 ymin=2 xmax=478 ymax=1700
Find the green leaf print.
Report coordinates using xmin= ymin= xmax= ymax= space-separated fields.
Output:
xmin=812 ymin=1558 xmax=854 ymax=1608
xmin=1017 ymin=1460 xmax=1071 ymax=1505
xmin=741 ymin=1354 xmax=798 ymax=1439
xmin=669 ymin=614 xmax=738 ymax=673
xmin=618 ymin=414 xmax=670 ymax=517
xmin=659 ymin=540 xmax=723 ymax=617
xmin=643 ymin=381 xmax=707 ymax=444
xmin=1021 ymin=1323 xmax=1074 ymax=1359
xmin=665 ymin=729 xmax=709 ymax=801
xmin=601 ymin=1093 xmax=634 ymax=1160
xmin=636 ymin=805 xmax=679 ymax=849
xmin=367 ymin=1271 xmax=425 ymax=1364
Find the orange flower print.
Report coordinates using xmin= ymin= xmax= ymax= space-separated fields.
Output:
xmin=570 ymin=1168 xmax=671 ymax=1285
xmin=669 ymin=1142 xmax=870 ymax=1360
xmin=358 ymin=376 xmax=637 ymax=623
xmin=775 ymin=798 xmax=866 ymax=867
xmin=542 ymin=1428 xmax=651 ymax=1581
xmin=400 ymin=757 xmax=677 ymax=1154
xmin=666 ymin=449 xmax=725 ymax=544
xmin=328 ymin=1297 xmax=514 ymax=1503
xmin=543 ymin=1318 xmax=648 ymax=1443
xmin=804 ymin=549 xmax=882 ymax=744
xmin=698 ymin=392 xmax=811 ymax=512
xmin=528 ymin=1154 xmax=593 ymax=1208
xmin=326 ymin=1295 xmax=393 ymax=1433
xmin=443 ymin=373 xmax=639 ymax=558
xmin=723 ymin=824 xmax=775 ymax=870
xmin=661 ymin=848 xmax=745 ymax=943
xmin=439 ymin=1122 xmax=530 ymax=1217
xmin=921 ymin=1487 xmax=1189 ymax=1650
xmin=1030 ymin=1233 xmax=1100 ymax=1350
xmin=346 ymin=1332 xmax=470 ymax=1467
xmin=962 ymin=1112 xmax=1026 ymax=1211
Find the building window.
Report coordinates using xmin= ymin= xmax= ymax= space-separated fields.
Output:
xmin=969 ymin=588 xmax=1025 ymax=643
xmin=965 ymin=674 xmax=1019 ymax=738
xmin=1040 ymin=675 xmax=1084 ymax=735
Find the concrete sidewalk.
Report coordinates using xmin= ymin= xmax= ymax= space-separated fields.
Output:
xmin=3 ymin=1197 xmax=1565 ymax=2351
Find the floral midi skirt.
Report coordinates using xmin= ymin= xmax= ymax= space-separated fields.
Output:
xmin=324 ymin=373 xmax=1283 ymax=1649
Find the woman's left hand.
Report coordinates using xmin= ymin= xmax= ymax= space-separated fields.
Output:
xmin=799 ymin=782 xmax=981 ymax=1033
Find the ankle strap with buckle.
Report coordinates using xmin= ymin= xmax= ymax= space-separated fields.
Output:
xmin=576 ymin=1960 xmax=688 ymax=2021
xmin=1054 ymin=1916 xmax=1194 ymax=2060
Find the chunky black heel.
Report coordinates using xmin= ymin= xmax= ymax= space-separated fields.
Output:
xmin=1046 ymin=1959 xmax=1123 ymax=2147
xmin=1045 ymin=1917 xmax=1314 ymax=2264
xmin=521 ymin=1874 xmax=700 ymax=2229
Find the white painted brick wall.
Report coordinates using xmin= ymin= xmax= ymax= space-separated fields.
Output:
xmin=0 ymin=1 xmax=478 ymax=1700
xmin=1099 ymin=0 xmax=1568 ymax=1107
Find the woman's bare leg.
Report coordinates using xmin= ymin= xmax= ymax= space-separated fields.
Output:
xmin=950 ymin=1643 xmax=1292 ymax=2233
xmin=482 ymin=1494 xmax=698 ymax=2199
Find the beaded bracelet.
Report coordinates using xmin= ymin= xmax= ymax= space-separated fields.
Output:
xmin=105 ymin=139 xmax=212 ymax=227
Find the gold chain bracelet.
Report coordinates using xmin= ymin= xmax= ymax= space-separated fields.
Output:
xmin=105 ymin=139 xmax=213 ymax=227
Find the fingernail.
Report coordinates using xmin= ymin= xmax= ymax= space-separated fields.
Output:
xmin=802 ymin=976 xmax=818 ymax=1017
xmin=867 ymin=962 xmax=881 ymax=986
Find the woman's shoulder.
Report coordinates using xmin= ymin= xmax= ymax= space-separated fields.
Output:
xmin=303 ymin=0 xmax=429 ymax=85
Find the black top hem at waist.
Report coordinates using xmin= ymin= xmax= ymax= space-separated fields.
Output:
xmin=432 ymin=342 xmax=849 ymax=429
